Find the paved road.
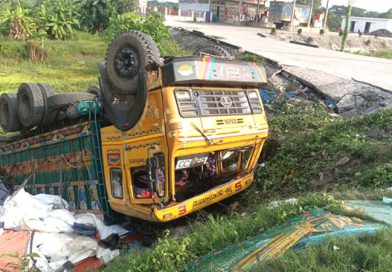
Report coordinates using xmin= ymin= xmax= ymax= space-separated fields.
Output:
xmin=166 ymin=20 xmax=392 ymax=91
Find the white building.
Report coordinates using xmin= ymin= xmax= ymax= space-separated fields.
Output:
xmin=179 ymin=0 xmax=210 ymax=17
xmin=341 ymin=16 xmax=392 ymax=34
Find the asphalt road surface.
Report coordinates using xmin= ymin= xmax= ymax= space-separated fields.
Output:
xmin=166 ymin=19 xmax=392 ymax=91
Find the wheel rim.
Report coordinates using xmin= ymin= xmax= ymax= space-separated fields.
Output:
xmin=114 ymin=46 xmax=140 ymax=79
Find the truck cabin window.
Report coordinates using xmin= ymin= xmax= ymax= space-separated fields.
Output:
xmin=110 ymin=168 xmax=123 ymax=198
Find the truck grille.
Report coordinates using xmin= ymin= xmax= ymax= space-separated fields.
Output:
xmin=175 ymin=89 xmax=262 ymax=117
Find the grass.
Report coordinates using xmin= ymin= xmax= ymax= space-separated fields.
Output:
xmin=255 ymin=104 xmax=392 ymax=197
xmin=256 ymin=229 xmax=392 ymax=272
xmin=0 ymin=35 xmax=106 ymax=94
xmin=102 ymin=194 xmax=339 ymax=272
xmin=367 ymin=49 xmax=392 ymax=59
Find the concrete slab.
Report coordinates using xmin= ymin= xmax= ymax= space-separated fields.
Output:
xmin=166 ymin=19 xmax=392 ymax=91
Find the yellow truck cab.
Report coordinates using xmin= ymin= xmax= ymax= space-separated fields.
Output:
xmin=100 ymin=56 xmax=269 ymax=222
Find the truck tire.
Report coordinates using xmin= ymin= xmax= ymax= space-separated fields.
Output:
xmin=106 ymin=30 xmax=161 ymax=95
xmin=194 ymin=45 xmax=233 ymax=59
xmin=48 ymin=93 xmax=96 ymax=111
xmin=0 ymin=93 xmax=21 ymax=132
xmin=37 ymin=83 xmax=55 ymax=97
xmin=37 ymin=83 xmax=56 ymax=126
xmin=17 ymin=83 xmax=45 ymax=127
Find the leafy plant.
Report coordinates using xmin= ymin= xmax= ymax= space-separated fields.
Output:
xmin=104 ymin=13 xmax=171 ymax=52
xmin=319 ymin=29 xmax=325 ymax=35
xmin=297 ymin=28 xmax=303 ymax=35
xmin=77 ymin=0 xmax=114 ymax=33
xmin=0 ymin=1 xmax=35 ymax=41
xmin=36 ymin=0 xmax=79 ymax=40
xmin=270 ymin=27 xmax=276 ymax=35
xmin=77 ymin=0 xmax=138 ymax=33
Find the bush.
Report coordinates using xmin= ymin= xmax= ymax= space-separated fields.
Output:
xmin=36 ymin=0 xmax=80 ymax=40
xmin=297 ymin=28 xmax=302 ymax=35
xmin=270 ymin=27 xmax=276 ymax=35
xmin=319 ymin=29 xmax=325 ymax=35
xmin=306 ymin=37 xmax=314 ymax=43
xmin=74 ymin=0 xmax=139 ymax=33
xmin=104 ymin=13 xmax=171 ymax=51
xmin=365 ymin=39 xmax=371 ymax=46
xmin=338 ymin=29 xmax=344 ymax=37
xmin=0 ymin=2 xmax=34 ymax=41
xmin=358 ymin=30 xmax=363 ymax=37
xmin=0 ymin=0 xmax=79 ymax=41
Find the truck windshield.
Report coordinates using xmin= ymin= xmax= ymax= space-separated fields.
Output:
xmin=174 ymin=146 xmax=254 ymax=202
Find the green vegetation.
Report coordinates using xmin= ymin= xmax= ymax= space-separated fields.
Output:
xmin=0 ymin=35 xmax=105 ymax=93
xmin=256 ymin=104 xmax=392 ymax=196
xmin=103 ymin=194 xmax=339 ymax=272
xmin=103 ymin=12 xmax=189 ymax=56
xmin=367 ymin=49 xmax=392 ymax=60
xmin=330 ymin=5 xmax=392 ymax=19
xmin=0 ymin=0 xmax=141 ymax=40
xmin=78 ymin=0 xmax=139 ymax=33
xmin=256 ymin=229 xmax=392 ymax=272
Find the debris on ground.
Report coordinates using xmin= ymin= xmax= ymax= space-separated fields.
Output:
xmin=283 ymin=66 xmax=392 ymax=117
xmin=267 ymin=30 xmax=392 ymax=52
xmin=0 ymin=189 xmax=144 ymax=272
xmin=189 ymin=200 xmax=391 ymax=271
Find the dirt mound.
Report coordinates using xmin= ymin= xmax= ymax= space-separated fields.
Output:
xmin=370 ymin=29 xmax=392 ymax=38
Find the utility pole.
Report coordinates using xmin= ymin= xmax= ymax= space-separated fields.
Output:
xmin=257 ymin=0 xmax=260 ymax=17
xmin=307 ymin=0 xmax=315 ymax=28
xmin=290 ymin=0 xmax=297 ymax=26
xmin=239 ymin=0 xmax=243 ymax=21
xmin=323 ymin=0 xmax=330 ymax=29
xmin=341 ymin=0 xmax=353 ymax=52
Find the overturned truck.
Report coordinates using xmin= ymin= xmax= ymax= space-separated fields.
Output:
xmin=0 ymin=31 xmax=269 ymax=223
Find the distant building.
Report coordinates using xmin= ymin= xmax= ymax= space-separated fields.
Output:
xmin=140 ymin=0 xmax=148 ymax=14
xmin=178 ymin=0 xmax=269 ymax=22
xmin=341 ymin=16 xmax=392 ymax=34
xmin=179 ymin=0 xmax=210 ymax=17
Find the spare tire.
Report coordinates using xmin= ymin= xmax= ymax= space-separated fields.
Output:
xmin=17 ymin=83 xmax=45 ymax=127
xmin=0 ymin=93 xmax=21 ymax=132
xmin=48 ymin=93 xmax=96 ymax=111
xmin=106 ymin=30 xmax=161 ymax=95
xmin=194 ymin=45 xmax=233 ymax=59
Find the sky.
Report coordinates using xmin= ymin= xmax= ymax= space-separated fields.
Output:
xmin=321 ymin=0 xmax=391 ymax=13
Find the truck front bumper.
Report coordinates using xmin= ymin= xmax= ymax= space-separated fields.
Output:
xmin=153 ymin=172 xmax=254 ymax=222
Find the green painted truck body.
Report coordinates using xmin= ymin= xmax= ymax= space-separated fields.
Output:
xmin=0 ymin=120 xmax=114 ymax=222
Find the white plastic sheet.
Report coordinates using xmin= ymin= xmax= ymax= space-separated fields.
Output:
xmin=0 ymin=188 xmax=126 ymax=271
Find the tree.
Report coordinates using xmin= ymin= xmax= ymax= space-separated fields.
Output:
xmin=77 ymin=0 xmax=139 ymax=34
xmin=327 ymin=12 xmax=341 ymax=31
xmin=381 ymin=8 xmax=392 ymax=19
xmin=0 ymin=1 xmax=35 ymax=40
xmin=35 ymin=0 xmax=79 ymax=40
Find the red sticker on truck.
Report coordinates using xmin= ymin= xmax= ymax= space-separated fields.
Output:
xmin=235 ymin=181 xmax=242 ymax=191
xmin=178 ymin=205 xmax=187 ymax=215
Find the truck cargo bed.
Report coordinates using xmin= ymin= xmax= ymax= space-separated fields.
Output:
xmin=0 ymin=120 xmax=113 ymax=222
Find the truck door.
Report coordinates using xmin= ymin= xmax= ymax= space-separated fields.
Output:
xmin=124 ymin=90 xmax=169 ymax=205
